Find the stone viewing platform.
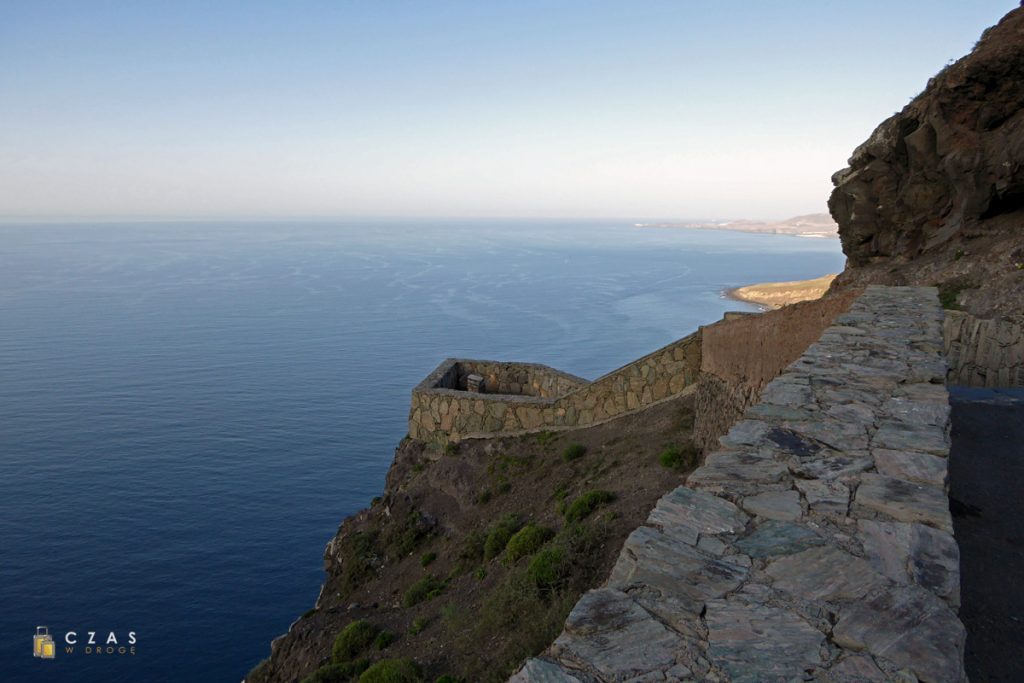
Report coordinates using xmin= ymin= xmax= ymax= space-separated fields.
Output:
xmin=510 ymin=286 xmax=966 ymax=683
xmin=409 ymin=333 xmax=703 ymax=445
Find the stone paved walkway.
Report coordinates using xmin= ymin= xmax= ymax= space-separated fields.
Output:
xmin=510 ymin=286 xmax=966 ymax=683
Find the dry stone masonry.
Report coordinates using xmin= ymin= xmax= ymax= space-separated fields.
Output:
xmin=409 ymin=332 xmax=702 ymax=445
xmin=943 ymin=310 xmax=1024 ymax=387
xmin=510 ymin=286 xmax=966 ymax=683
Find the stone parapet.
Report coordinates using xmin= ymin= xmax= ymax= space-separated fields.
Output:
xmin=511 ymin=286 xmax=966 ymax=683
xmin=409 ymin=330 xmax=702 ymax=445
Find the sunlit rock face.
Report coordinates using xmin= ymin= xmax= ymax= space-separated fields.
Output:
xmin=828 ymin=7 xmax=1024 ymax=325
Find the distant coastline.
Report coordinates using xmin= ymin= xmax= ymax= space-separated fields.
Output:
xmin=726 ymin=273 xmax=837 ymax=309
xmin=635 ymin=212 xmax=839 ymax=239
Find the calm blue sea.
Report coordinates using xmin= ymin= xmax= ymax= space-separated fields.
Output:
xmin=0 ymin=220 xmax=844 ymax=682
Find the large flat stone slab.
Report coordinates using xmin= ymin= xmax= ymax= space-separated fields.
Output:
xmin=609 ymin=525 xmax=748 ymax=608
xmin=740 ymin=490 xmax=802 ymax=521
xmin=553 ymin=588 xmax=684 ymax=680
xmin=833 ymin=585 xmax=967 ymax=683
xmin=705 ymin=599 xmax=825 ymax=683
xmin=645 ymin=486 xmax=748 ymax=545
xmin=688 ymin=451 xmax=790 ymax=490
xmin=874 ymin=448 xmax=947 ymax=487
xmin=509 ymin=658 xmax=582 ymax=682
xmin=872 ymin=420 xmax=949 ymax=455
xmin=795 ymin=478 xmax=849 ymax=516
xmin=858 ymin=519 xmax=960 ymax=608
xmin=854 ymin=473 xmax=953 ymax=532
xmin=789 ymin=454 xmax=873 ymax=481
xmin=766 ymin=545 xmax=885 ymax=602
xmin=735 ymin=520 xmax=824 ymax=558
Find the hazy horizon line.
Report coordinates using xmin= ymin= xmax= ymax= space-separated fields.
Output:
xmin=0 ymin=211 xmax=833 ymax=225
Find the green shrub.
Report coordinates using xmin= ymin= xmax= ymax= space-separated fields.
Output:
xmin=563 ymin=490 xmax=615 ymax=523
xmin=505 ymin=524 xmax=554 ymax=563
xmin=474 ymin=567 xmax=487 ymax=580
xmin=358 ymin=658 xmax=423 ymax=683
xmin=659 ymin=444 xmax=699 ymax=471
xmin=526 ymin=546 xmax=568 ymax=589
xmin=382 ymin=509 xmax=432 ymax=561
xmin=420 ymin=551 xmax=437 ymax=567
xmin=434 ymin=676 xmax=461 ymax=683
xmin=332 ymin=621 xmax=380 ymax=663
xmin=475 ymin=489 xmax=492 ymax=505
xmin=336 ymin=530 xmax=379 ymax=597
xmin=403 ymin=575 xmax=445 ymax=607
xmin=374 ymin=630 xmax=395 ymax=650
xmin=458 ymin=530 xmax=486 ymax=562
xmin=483 ymin=514 xmax=522 ymax=561
xmin=443 ymin=442 xmax=459 ymax=456
xmin=936 ymin=277 xmax=975 ymax=310
xmin=561 ymin=443 xmax=587 ymax=462
xmin=301 ymin=660 xmax=372 ymax=683
xmin=496 ymin=480 xmax=512 ymax=494
xmin=409 ymin=616 xmax=428 ymax=635
xmin=536 ymin=430 xmax=557 ymax=446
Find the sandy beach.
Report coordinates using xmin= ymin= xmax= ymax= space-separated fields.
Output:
xmin=727 ymin=273 xmax=837 ymax=309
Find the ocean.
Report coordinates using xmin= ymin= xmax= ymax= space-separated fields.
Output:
xmin=0 ymin=220 xmax=844 ymax=682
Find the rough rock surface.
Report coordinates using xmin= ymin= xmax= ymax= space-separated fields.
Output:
xmin=511 ymin=286 xmax=967 ymax=683
xmin=828 ymin=8 xmax=1024 ymax=330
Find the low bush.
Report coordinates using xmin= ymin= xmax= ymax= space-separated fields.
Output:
xmin=402 ymin=575 xmax=445 ymax=607
xmin=505 ymin=524 xmax=554 ymax=563
xmin=409 ymin=616 xmax=428 ymax=635
xmin=659 ymin=444 xmax=699 ymax=471
xmin=374 ymin=630 xmax=395 ymax=650
xmin=561 ymin=443 xmax=587 ymax=462
xmin=358 ymin=658 xmax=422 ymax=683
xmin=420 ymin=552 xmax=437 ymax=567
xmin=483 ymin=514 xmax=522 ymax=561
xmin=563 ymin=490 xmax=615 ymax=523
xmin=526 ymin=546 xmax=567 ymax=589
xmin=458 ymin=530 xmax=486 ymax=563
xmin=382 ymin=509 xmax=432 ymax=561
xmin=301 ymin=660 xmax=371 ymax=683
xmin=332 ymin=621 xmax=380 ymax=663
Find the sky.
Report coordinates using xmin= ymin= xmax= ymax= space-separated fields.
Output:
xmin=0 ymin=1 xmax=1016 ymax=221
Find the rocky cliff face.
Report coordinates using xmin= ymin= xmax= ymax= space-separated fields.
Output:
xmin=829 ymin=7 xmax=1024 ymax=324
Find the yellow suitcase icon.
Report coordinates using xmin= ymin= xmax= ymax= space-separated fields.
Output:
xmin=34 ymin=626 xmax=55 ymax=659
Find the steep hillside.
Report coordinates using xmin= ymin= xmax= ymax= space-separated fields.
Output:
xmin=828 ymin=7 xmax=1024 ymax=325
xmin=246 ymin=395 xmax=698 ymax=683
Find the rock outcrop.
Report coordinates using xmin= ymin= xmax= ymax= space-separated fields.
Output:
xmin=828 ymin=7 xmax=1024 ymax=326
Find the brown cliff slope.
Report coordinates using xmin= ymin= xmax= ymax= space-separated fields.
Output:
xmin=828 ymin=7 xmax=1024 ymax=325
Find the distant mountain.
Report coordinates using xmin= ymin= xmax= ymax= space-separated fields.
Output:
xmin=635 ymin=212 xmax=838 ymax=238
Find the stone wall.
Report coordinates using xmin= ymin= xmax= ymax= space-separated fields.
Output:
xmin=693 ymin=290 xmax=860 ymax=452
xmin=430 ymin=359 xmax=588 ymax=398
xmin=409 ymin=330 xmax=702 ymax=445
xmin=511 ymin=286 xmax=967 ymax=683
xmin=944 ymin=311 xmax=1024 ymax=387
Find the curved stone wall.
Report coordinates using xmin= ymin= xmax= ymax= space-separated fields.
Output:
xmin=511 ymin=286 xmax=967 ymax=683
xmin=408 ymin=330 xmax=702 ymax=445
